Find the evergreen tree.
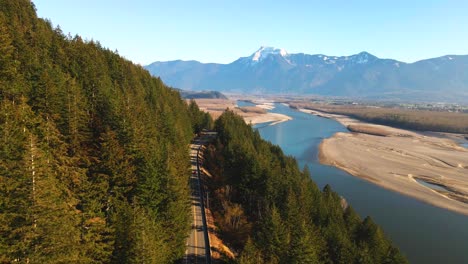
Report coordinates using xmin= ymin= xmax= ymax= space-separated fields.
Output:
xmin=206 ymin=110 xmax=407 ymax=263
xmin=0 ymin=100 xmax=34 ymax=261
xmin=0 ymin=0 xmax=212 ymax=261
xmin=239 ymin=238 xmax=264 ymax=264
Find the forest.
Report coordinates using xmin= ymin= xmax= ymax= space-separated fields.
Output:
xmin=1 ymin=1 xmax=407 ymax=263
xmin=205 ymin=110 xmax=408 ymax=264
xmin=0 ymin=1 xmax=210 ymax=262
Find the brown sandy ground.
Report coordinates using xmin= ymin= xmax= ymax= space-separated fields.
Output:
xmin=299 ymin=108 xmax=468 ymax=216
xmin=191 ymin=98 xmax=291 ymax=125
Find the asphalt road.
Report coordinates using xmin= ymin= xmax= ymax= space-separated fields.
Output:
xmin=184 ymin=141 xmax=209 ymax=263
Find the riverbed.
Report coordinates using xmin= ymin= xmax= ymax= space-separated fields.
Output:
xmin=240 ymin=101 xmax=468 ymax=264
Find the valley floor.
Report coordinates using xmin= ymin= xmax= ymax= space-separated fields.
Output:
xmin=299 ymin=109 xmax=468 ymax=216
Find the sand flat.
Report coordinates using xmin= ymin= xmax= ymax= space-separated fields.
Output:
xmin=193 ymin=98 xmax=291 ymax=125
xmin=301 ymin=108 xmax=468 ymax=215
xmin=243 ymin=112 xmax=292 ymax=125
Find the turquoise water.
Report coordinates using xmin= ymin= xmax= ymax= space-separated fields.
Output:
xmin=242 ymin=102 xmax=468 ymax=264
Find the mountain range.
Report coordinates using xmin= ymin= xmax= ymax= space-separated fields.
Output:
xmin=145 ymin=47 xmax=468 ymax=103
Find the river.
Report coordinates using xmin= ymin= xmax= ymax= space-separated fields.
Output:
xmin=240 ymin=101 xmax=468 ymax=264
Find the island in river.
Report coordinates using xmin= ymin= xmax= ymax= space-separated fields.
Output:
xmin=298 ymin=108 xmax=468 ymax=216
xmin=191 ymin=98 xmax=291 ymax=125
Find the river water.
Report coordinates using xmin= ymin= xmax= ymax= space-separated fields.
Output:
xmin=240 ymin=102 xmax=468 ymax=264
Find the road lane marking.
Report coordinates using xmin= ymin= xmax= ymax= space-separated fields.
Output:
xmin=194 ymin=192 xmax=198 ymax=257
xmin=185 ymin=143 xmax=208 ymax=263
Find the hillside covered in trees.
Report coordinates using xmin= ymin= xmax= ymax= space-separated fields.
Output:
xmin=1 ymin=1 xmax=407 ymax=263
xmin=0 ymin=1 xmax=210 ymax=262
xmin=205 ymin=111 xmax=408 ymax=263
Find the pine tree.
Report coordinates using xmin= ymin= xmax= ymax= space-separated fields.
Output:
xmin=239 ymin=237 xmax=264 ymax=264
xmin=125 ymin=206 xmax=170 ymax=264
xmin=0 ymin=100 xmax=34 ymax=261
xmin=0 ymin=14 xmax=18 ymax=99
xmin=27 ymin=132 xmax=81 ymax=263
xmin=258 ymin=206 xmax=289 ymax=263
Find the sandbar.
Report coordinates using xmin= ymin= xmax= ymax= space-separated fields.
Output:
xmin=192 ymin=98 xmax=291 ymax=126
xmin=300 ymin=108 xmax=468 ymax=215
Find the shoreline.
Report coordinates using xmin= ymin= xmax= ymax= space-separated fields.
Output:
xmin=301 ymin=107 xmax=468 ymax=216
xmin=243 ymin=112 xmax=292 ymax=126
xmin=317 ymin=143 xmax=381 ymax=185
xmin=246 ymin=101 xmax=292 ymax=125
xmin=318 ymin=136 xmax=468 ymax=216
xmin=191 ymin=98 xmax=292 ymax=127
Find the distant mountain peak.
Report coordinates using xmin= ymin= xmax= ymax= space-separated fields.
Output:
xmin=350 ymin=51 xmax=377 ymax=64
xmin=357 ymin=51 xmax=372 ymax=56
xmin=145 ymin=49 xmax=468 ymax=103
xmin=251 ymin=46 xmax=288 ymax=62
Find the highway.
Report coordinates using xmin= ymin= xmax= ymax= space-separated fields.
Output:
xmin=184 ymin=139 xmax=210 ymax=263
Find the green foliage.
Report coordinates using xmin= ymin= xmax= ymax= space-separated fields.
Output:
xmin=188 ymin=99 xmax=213 ymax=134
xmin=206 ymin=110 xmax=408 ymax=263
xmin=239 ymin=238 xmax=264 ymax=264
xmin=0 ymin=1 xmax=211 ymax=262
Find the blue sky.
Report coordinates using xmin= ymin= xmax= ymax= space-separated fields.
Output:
xmin=33 ymin=0 xmax=468 ymax=65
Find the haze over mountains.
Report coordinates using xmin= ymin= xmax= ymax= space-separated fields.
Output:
xmin=146 ymin=47 xmax=468 ymax=103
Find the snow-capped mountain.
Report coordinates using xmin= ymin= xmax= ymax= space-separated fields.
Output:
xmin=145 ymin=47 xmax=468 ymax=102
xmin=251 ymin=46 xmax=288 ymax=62
xmin=233 ymin=46 xmax=292 ymax=68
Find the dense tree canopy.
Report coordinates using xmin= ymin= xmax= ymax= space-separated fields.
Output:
xmin=0 ymin=1 xmax=407 ymax=263
xmin=0 ymin=1 xmax=210 ymax=262
xmin=205 ymin=110 xmax=408 ymax=264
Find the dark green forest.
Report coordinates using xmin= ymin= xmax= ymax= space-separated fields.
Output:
xmin=0 ymin=1 xmax=210 ymax=262
xmin=205 ymin=111 xmax=408 ymax=264
xmin=1 ymin=1 xmax=407 ymax=263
